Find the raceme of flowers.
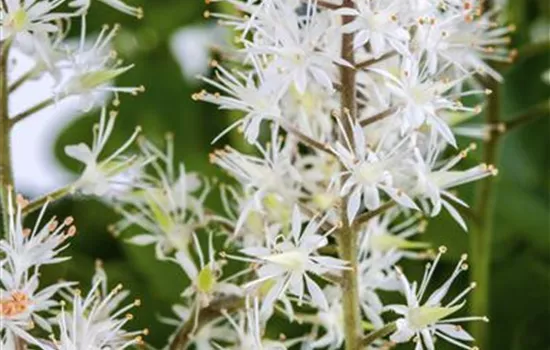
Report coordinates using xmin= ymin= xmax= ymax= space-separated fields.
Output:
xmin=0 ymin=0 xmax=514 ymax=349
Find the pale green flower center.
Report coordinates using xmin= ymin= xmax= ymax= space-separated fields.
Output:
xmin=9 ymin=9 xmax=29 ymax=32
xmin=197 ymin=266 xmax=217 ymax=293
xmin=408 ymin=305 xmax=461 ymax=330
xmin=371 ymin=234 xmax=429 ymax=252
xmin=266 ymin=250 xmax=308 ymax=271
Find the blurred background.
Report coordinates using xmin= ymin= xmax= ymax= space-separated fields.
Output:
xmin=13 ymin=0 xmax=549 ymax=348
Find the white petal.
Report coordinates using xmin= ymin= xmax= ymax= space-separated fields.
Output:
xmin=126 ymin=234 xmax=158 ymax=246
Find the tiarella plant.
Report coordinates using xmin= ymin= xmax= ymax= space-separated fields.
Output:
xmin=1 ymin=0 xmax=542 ymax=350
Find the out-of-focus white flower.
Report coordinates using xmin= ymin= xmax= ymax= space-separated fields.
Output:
xmin=47 ymin=263 xmax=147 ymax=349
xmin=238 ymin=206 xmax=347 ymax=315
xmin=386 ymin=247 xmax=488 ymax=350
xmin=170 ymin=24 xmax=228 ymax=81
xmin=64 ymin=108 xmax=142 ymax=196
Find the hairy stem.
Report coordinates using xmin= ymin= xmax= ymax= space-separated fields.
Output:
xmin=0 ymin=39 xmax=12 ymax=237
xmin=470 ymin=80 xmax=500 ymax=349
xmin=338 ymin=2 xmax=362 ymax=349
xmin=169 ymin=296 xmax=243 ymax=350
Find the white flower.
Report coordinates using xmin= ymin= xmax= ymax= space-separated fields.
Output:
xmin=195 ymin=62 xmax=281 ymax=143
xmin=331 ymin=122 xmax=418 ymax=223
xmin=306 ymin=286 xmax=344 ymax=350
xmin=0 ymin=0 xmax=69 ymax=52
xmin=218 ymin=297 xmax=288 ymax=350
xmin=413 ymin=8 xmax=516 ymax=81
xmin=247 ymin=0 xmax=347 ymax=94
xmin=0 ymin=192 xmax=76 ymax=346
xmin=239 ymin=206 xmax=347 ymax=315
xmin=406 ymin=143 xmax=496 ymax=230
xmin=357 ymin=210 xmax=429 ymax=328
xmin=163 ymin=304 xmax=235 ymax=350
xmin=47 ymin=263 xmax=147 ymax=350
xmin=359 ymin=209 xmax=429 ymax=258
xmin=337 ymin=0 xmax=410 ymax=56
xmin=211 ymin=128 xmax=302 ymax=234
xmin=386 ymin=247 xmax=488 ymax=350
xmin=113 ymin=137 xmax=210 ymax=258
xmin=174 ymin=232 xmax=242 ymax=310
xmin=65 ymin=108 xmax=142 ymax=196
xmin=69 ymin=0 xmax=143 ymax=18
xmin=57 ymin=18 xmax=144 ymax=109
xmin=370 ymin=59 xmax=486 ymax=146
xmin=280 ymin=84 xmax=338 ymax=142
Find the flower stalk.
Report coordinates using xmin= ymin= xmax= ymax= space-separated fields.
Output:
xmin=362 ymin=321 xmax=397 ymax=347
xmin=470 ymin=79 xmax=501 ymax=349
xmin=338 ymin=2 xmax=362 ymax=349
xmin=0 ymin=39 xmax=12 ymax=237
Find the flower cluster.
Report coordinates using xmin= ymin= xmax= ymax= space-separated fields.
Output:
xmin=0 ymin=191 xmax=142 ymax=348
xmin=0 ymin=0 xmax=515 ymax=349
xmin=1 ymin=0 xmax=144 ymax=115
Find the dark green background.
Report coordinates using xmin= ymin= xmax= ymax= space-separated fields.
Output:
xmin=25 ymin=0 xmax=549 ymax=349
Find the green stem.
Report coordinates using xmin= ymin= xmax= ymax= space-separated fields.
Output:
xmin=362 ymin=322 xmax=397 ymax=347
xmin=470 ymin=80 xmax=501 ymax=349
xmin=21 ymin=185 xmax=72 ymax=217
xmin=503 ymin=100 xmax=550 ymax=132
xmin=0 ymin=39 xmax=13 ymax=237
xmin=352 ymin=201 xmax=396 ymax=229
xmin=8 ymin=66 xmax=38 ymax=93
xmin=169 ymin=296 xmax=243 ymax=350
xmin=338 ymin=2 xmax=362 ymax=349
xmin=10 ymin=97 xmax=56 ymax=126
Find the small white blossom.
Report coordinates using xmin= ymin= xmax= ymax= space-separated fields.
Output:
xmin=47 ymin=263 xmax=147 ymax=349
xmin=337 ymin=0 xmax=410 ymax=56
xmin=113 ymin=137 xmax=210 ymax=258
xmin=64 ymin=108 xmax=142 ymax=196
xmin=331 ymin=122 xmax=418 ymax=223
xmin=238 ymin=206 xmax=347 ymax=315
xmin=0 ymin=192 xmax=76 ymax=346
xmin=386 ymin=247 xmax=487 ymax=350
xmin=406 ymin=143 xmax=497 ymax=230
xmin=57 ymin=18 xmax=144 ymax=109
